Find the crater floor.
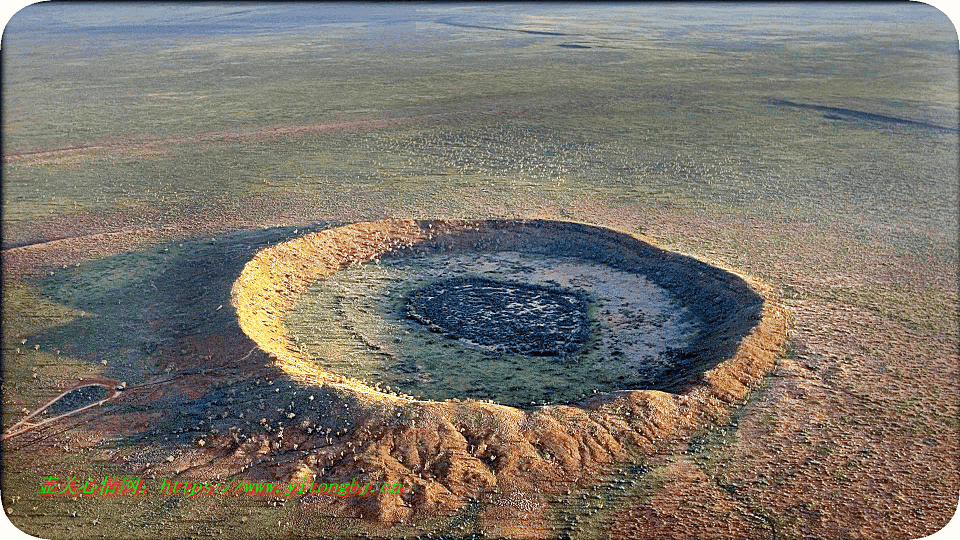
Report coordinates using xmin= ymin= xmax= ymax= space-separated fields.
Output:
xmin=286 ymin=251 xmax=699 ymax=407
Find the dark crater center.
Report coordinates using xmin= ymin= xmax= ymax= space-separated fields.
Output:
xmin=406 ymin=277 xmax=590 ymax=357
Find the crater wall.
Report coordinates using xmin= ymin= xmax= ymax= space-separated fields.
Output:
xmin=230 ymin=219 xmax=789 ymax=528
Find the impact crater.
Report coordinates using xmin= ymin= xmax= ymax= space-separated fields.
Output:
xmin=229 ymin=219 xmax=789 ymax=522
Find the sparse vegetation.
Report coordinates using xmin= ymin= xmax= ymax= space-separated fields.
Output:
xmin=2 ymin=4 xmax=957 ymax=539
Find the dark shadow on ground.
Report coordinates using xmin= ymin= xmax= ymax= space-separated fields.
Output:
xmin=18 ymin=223 xmax=349 ymax=448
xmin=30 ymin=223 xmax=335 ymax=383
xmin=768 ymin=98 xmax=958 ymax=133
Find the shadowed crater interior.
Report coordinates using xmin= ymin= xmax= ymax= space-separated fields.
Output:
xmin=406 ymin=276 xmax=590 ymax=357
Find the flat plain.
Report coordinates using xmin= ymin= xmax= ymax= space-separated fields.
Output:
xmin=2 ymin=4 xmax=958 ymax=539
